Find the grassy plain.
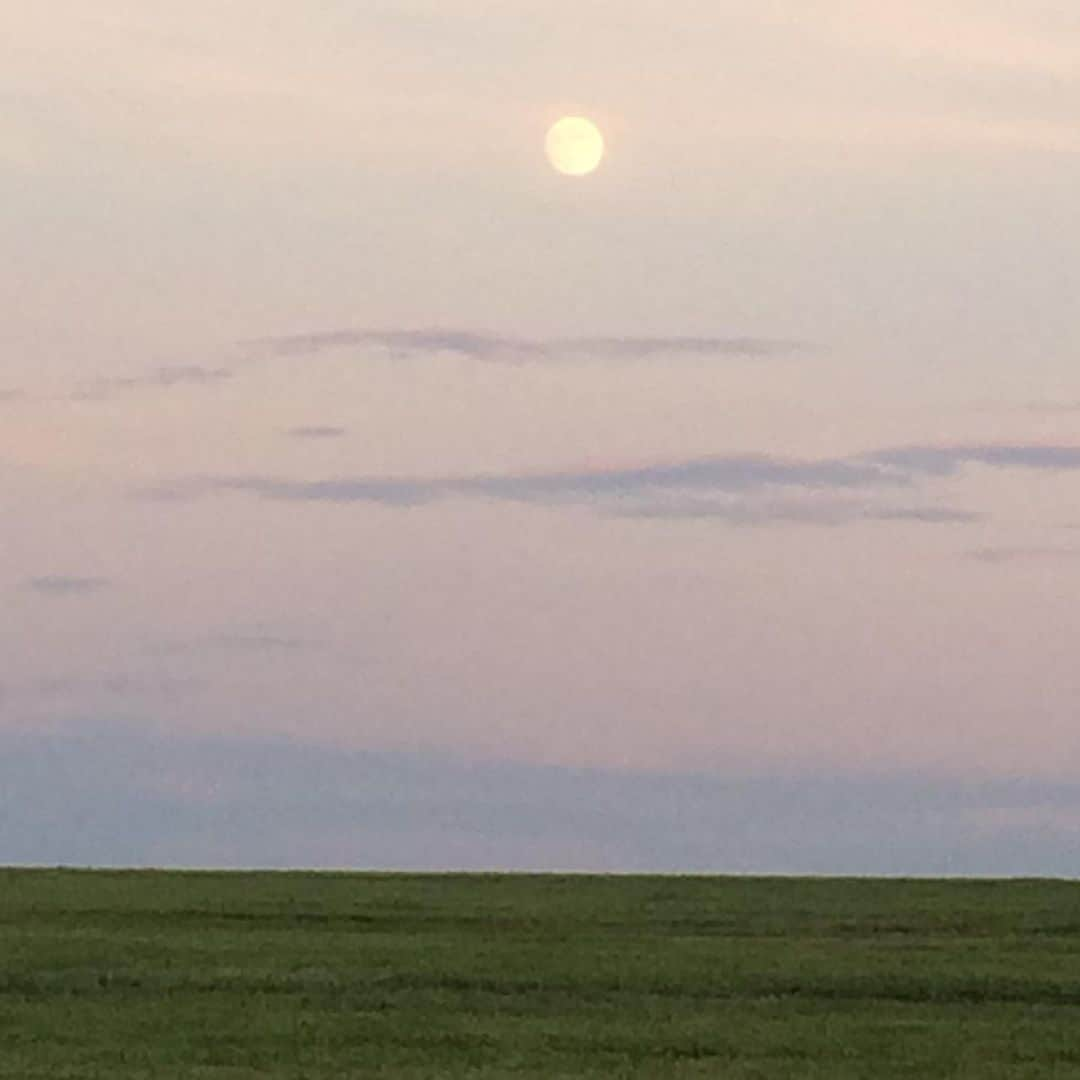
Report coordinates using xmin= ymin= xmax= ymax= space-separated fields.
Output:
xmin=3 ymin=869 xmax=1080 ymax=1077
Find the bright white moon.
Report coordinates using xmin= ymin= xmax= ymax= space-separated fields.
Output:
xmin=546 ymin=116 xmax=605 ymax=177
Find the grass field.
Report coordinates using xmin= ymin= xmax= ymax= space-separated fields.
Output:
xmin=4 ymin=870 xmax=1080 ymax=1077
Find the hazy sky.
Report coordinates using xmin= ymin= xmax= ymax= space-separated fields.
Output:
xmin=5 ymin=2 xmax=1080 ymax=870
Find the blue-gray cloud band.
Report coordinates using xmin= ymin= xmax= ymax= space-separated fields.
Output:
xmin=252 ymin=328 xmax=804 ymax=362
xmin=187 ymin=453 xmax=905 ymax=509
xmin=7 ymin=727 xmax=1080 ymax=874
xmin=71 ymin=365 xmax=233 ymax=401
xmin=966 ymin=547 xmax=1080 ymax=564
xmin=285 ymin=426 xmax=348 ymax=440
xmin=617 ymin=498 xmax=983 ymax=525
xmin=133 ymin=441 xmax=1080 ymax=526
xmin=868 ymin=444 xmax=1080 ymax=476
xmin=22 ymin=576 xmax=112 ymax=596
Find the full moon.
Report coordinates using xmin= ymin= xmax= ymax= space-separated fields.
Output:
xmin=545 ymin=116 xmax=605 ymax=177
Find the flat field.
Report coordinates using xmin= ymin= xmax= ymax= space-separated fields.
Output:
xmin=4 ymin=870 xmax=1080 ymax=1078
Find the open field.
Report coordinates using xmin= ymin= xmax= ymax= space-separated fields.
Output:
xmin=4 ymin=870 xmax=1080 ymax=1077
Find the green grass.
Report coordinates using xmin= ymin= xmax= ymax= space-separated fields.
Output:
xmin=5 ymin=870 xmax=1080 ymax=1077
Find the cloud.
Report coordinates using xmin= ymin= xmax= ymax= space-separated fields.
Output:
xmin=965 ymin=547 xmax=1080 ymax=564
xmin=126 ymin=453 xmax=945 ymax=526
xmin=0 ymin=389 xmax=24 ymax=403
xmin=147 ymin=633 xmax=315 ymax=657
xmin=70 ymin=365 xmax=233 ymax=400
xmin=209 ymin=474 xmax=444 ymax=507
xmin=1025 ymin=402 xmax=1080 ymax=415
xmin=252 ymin=328 xmax=804 ymax=363
xmin=471 ymin=455 xmax=895 ymax=503
xmin=260 ymin=329 xmax=541 ymax=360
xmin=872 ymin=507 xmax=983 ymax=524
xmin=130 ymin=479 xmax=213 ymax=504
xmin=615 ymin=496 xmax=982 ymax=526
xmin=285 ymin=426 xmax=348 ymax=440
xmin=8 ymin=673 xmax=200 ymax=702
xmin=133 ymin=440 xmax=1080 ymax=525
xmin=558 ymin=336 xmax=800 ymax=359
xmin=175 ymin=454 xmax=904 ymax=512
xmin=22 ymin=576 xmax=112 ymax=596
xmin=868 ymin=444 xmax=1080 ymax=477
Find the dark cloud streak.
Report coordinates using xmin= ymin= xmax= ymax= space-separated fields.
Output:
xmin=253 ymin=328 xmax=804 ymax=363
xmin=131 ymin=441 xmax=1080 ymax=527
xmin=147 ymin=633 xmax=315 ymax=656
xmin=285 ymin=426 xmax=348 ymax=440
xmin=1025 ymin=402 xmax=1080 ymax=415
xmin=966 ymin=547 xmax=1080 ymax=564
xmin=868 ymin=444 xmax=1080 ymax=476
xmin=22 ymin=576 xmax=112 ymax=596
xmin=70 ymin=365 xmax=233 ymax=400
xmin=195 ymin=454 xmax=906 ymax=510
xmin=614 ymin=497 xmax=982 ymax=525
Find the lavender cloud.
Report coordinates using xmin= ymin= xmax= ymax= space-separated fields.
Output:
xmin=965 ymin=547 xmax=1080 ymax=564
xmin=70 ymin=365 xmax=233 ymax=400
xmin=252 ymin=328 xmax=803 ymax=363
xmin=285 ymin=426 xmax=348 ymax=440
xmin=868 ymin=444 xmax=1080 ymax=477
xmin=190 ymin=453 xmax=904 ymax=510
xmin=147 ymin=633 xmax=315 ymax=656
xmin=22 ymin=576 xmax=112 ymax=596
xmin=131 ymin=441 xmax=1080 ymax=526
xmin=615 ymin=496 xmax=982 ymax=525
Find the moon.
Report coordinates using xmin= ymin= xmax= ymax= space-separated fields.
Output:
xmin=546 ymin=116 xmax=605 ymax=177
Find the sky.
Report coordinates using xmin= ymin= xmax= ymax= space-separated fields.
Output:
xmin=4 ymin=1 xmax=1080 ymax=872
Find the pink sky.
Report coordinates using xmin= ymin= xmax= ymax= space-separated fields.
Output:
xmin=3 ymin=2 xmax=1080 ymax=868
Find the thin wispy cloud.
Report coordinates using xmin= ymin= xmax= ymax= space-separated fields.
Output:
xmin=868 ymin=444 xmax=1080 ymax=476
xmin=252 ymin=328 xmax=804 ymax=363
xmin=1024 ymin=402 xmax=1080 ymax=415
xmin=135 ymin=440 xmax=1080 ymax=525
xmin=147 ymin=633 xmax=315 ymax=657
xmin=873 ymin=507 xmax=983 ymax=524
xmin=285 ymin=426 xmax=348 ymax=440
xmin=616 ymin=496 xmax=982 ymax=526
xmin=260 ymin=329 xmax=541 ymax=360
xmin=132 ymin=452 xmax=933 ymax=529
xmin=559 ymin=336 xmax=800 ymax=359
xmin=965 ymin=547 xmax=1080 ymax=564
xmin=22 ymin=576 xmax=112 ymax=596
xmin=0 ymin=389 xmax=24 ymax=403
xmin=11 ymin=673 xmax=200 ymax=701
xmin=174 ymin=453 xmax=905 ymax=511
xmin=70 ymin=365 xmax=233 ymax=401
